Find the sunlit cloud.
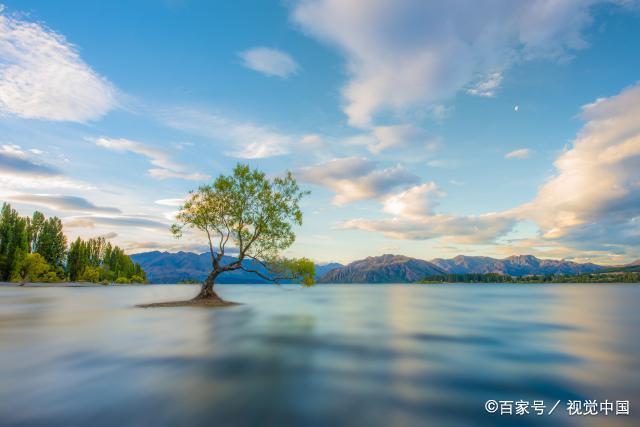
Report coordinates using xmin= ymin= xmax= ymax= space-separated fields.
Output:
xmin=64 ymin=214 xmax=168 ymax=230
xmin=155 ymin=198 xmax=185 ymax=207
xmin=518 ymin=83 xmax=640 ymax=249
xmin=298 ymin=157 xmax=419 ymax=205
xmin=344 ymin=84 xmax=640 ymax=255
xmin=344 ymin=213 xmax=517 ymax=244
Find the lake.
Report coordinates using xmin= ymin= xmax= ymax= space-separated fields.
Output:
xmin=0 ymin=284 xmax=638 ymax=426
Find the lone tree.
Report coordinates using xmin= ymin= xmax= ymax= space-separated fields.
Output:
xmin=170 ymin=163 xmax=314 ymax=302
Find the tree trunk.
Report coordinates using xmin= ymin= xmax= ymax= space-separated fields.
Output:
xmin=193 ymin=270 xmax=224 ymax=301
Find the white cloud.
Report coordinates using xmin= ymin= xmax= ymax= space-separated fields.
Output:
xmin=519 ymin=83 xmax=640 ymax=249
xmin=298 ymin=157 xmax=419 ymax=204
xmin=147 ymin=168 xmax=209 ymax=181
xmin=344 ymin=212 xmax=516 ymax=244
xmin=467 ymin=72 xmax=503 ymax=97
xmin=0 ymin=144 xmax=59 ymax=175
xmin=64 ymin=214 xmax=168 ymax=230
xmin=505 ymin=148 xmax=533 ymax=159
xmin=239 ymin=47 xmax=300 ymax=78
xmin=6 ymin=193 xmax=121 ymax=213
xmin=0 ymin=144 xmax=92 ymax=190
xmin=292 ymin=0 xmax=621 ymax=127
xmin=0 ymin=174 xmax=94 ymax=191
xmin=345 ymin=84 xmax=640 ymax=252
xmin=382 ymin=182 xmax=442 ymax=218
xmin=161 ymin=109 xmax=293 ymax=158
xmin=155 ymin=198 xmax=185 ymax=207
xmin=93 ymin=137 xmax=210 ymax=181
xmin=343 ymin=124 xmax=439 ymax=161
xmin=0 ymin=6 xmax=118 ymax=122
xmin=344 ymin=181 xmax=516 ymax=243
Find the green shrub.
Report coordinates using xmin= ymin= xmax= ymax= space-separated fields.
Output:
xmin=9 ymin=253 xmax=60 ymax=283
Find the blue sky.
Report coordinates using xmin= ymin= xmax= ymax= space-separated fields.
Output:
xmin=1 ymin=1 xmax=639 ymax=264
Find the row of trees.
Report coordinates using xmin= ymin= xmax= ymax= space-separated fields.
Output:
xmin=67 ymin=236 xmax=145 ymax=283
xmin=0 ymin=203 xmax=146 ymax=283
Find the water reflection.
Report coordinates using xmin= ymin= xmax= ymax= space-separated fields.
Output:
xmin=0 ymin=284 xmax=639 ymax=426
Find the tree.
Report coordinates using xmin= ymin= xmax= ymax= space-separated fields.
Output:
xmin=35 ymin=217 xmax=67 ymax=269
xmin=28 ymin=211 xmax=45 ymax=253
xmin=66 ymin=237 xmax=88 ymax=281
xmin=171 ymin=163 xmax=314 ymax=301
xmin=65 ymin=236 xmax=146 ymax=283
xmin=0 ymin=202 xmax=146 ymax=284
xmin=0 ymin=203 xmax=30 ymax=281
xmin=10 ymin=253 xmax=59 ymax=283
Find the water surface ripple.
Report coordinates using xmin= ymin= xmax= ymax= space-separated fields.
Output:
xmin=0 ymin=284 xmax=638 ymax=427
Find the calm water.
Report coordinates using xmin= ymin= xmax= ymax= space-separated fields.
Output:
xmin=0 ymin=284 xmax=639 ymax=427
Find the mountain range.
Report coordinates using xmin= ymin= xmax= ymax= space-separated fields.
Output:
xmin=430 ymin=254 xmax=603 ymax=277
xmin=317 ymin=254 xmax=445 ymax=283
xmin=131 ymin=251 xmax=637 ymax=284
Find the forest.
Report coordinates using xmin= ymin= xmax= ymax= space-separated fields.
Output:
xmin=0 ymin=203 xmax=146 ymax=284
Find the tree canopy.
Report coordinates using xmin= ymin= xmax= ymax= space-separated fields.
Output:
xmin=0 ymin=202 xmax=146 ymax=284
xmin=171 ymin=163 xmax=313 ymax=299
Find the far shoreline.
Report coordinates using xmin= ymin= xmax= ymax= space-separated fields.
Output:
xmin=2 ymin=281 xmax=638 ymax=288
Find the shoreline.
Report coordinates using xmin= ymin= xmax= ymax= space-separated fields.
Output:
xmin=2 ymin=281 xmax=638 ymax=288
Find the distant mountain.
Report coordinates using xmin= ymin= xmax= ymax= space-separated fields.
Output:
xmin=318 ymin=254 xmax=446 ymax=283
xmin=317 ymin=254 xmax=606 ymax=283
xmin=604 ymin=259 xmax=640 ymax=273
xmin=430 ymin=254 xmax=603 ymax=276
xmin=315 ymin=262 xmax=343 ymax=278
xmin=130 ymin=251 xmax=343 ymax=284
xmin=130 ymin=251 xmax=266 ymax=284
xmin=132 ymin=251 xmax=611 ymax=284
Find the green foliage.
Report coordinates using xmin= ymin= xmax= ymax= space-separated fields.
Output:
xmin=9 ymin=253 xmax=60 ymax=283
xmin=0 ymin=203 xmax=30 ymax=281
xmin=28 ymin=211 xmax=45 ymax=253
xmin=0 ymin=202 xmax=147 ymax=284
xmin=68 ymin=236 xmax=147 ymax=284
xmin=78 ymin=266 xmax=101 ymax=282
xmin=35 ymin=217 xmax=67 ymax=268
xmin=172 ymin=163 xmax=312 ymax=287
xmin=269 ymin=257 xmax=316 ymax=286
xmin=129 ymin=275 xmax=145 ymax=283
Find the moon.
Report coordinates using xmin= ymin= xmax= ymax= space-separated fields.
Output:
xmin=514 ymin=105 xmax=519 ymax=112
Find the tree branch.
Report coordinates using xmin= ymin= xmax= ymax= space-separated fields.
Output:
xmin=204 ymin=227 xmax=219 ymax=269
xmin=239 ymin=266 xmax=295 ymax=283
